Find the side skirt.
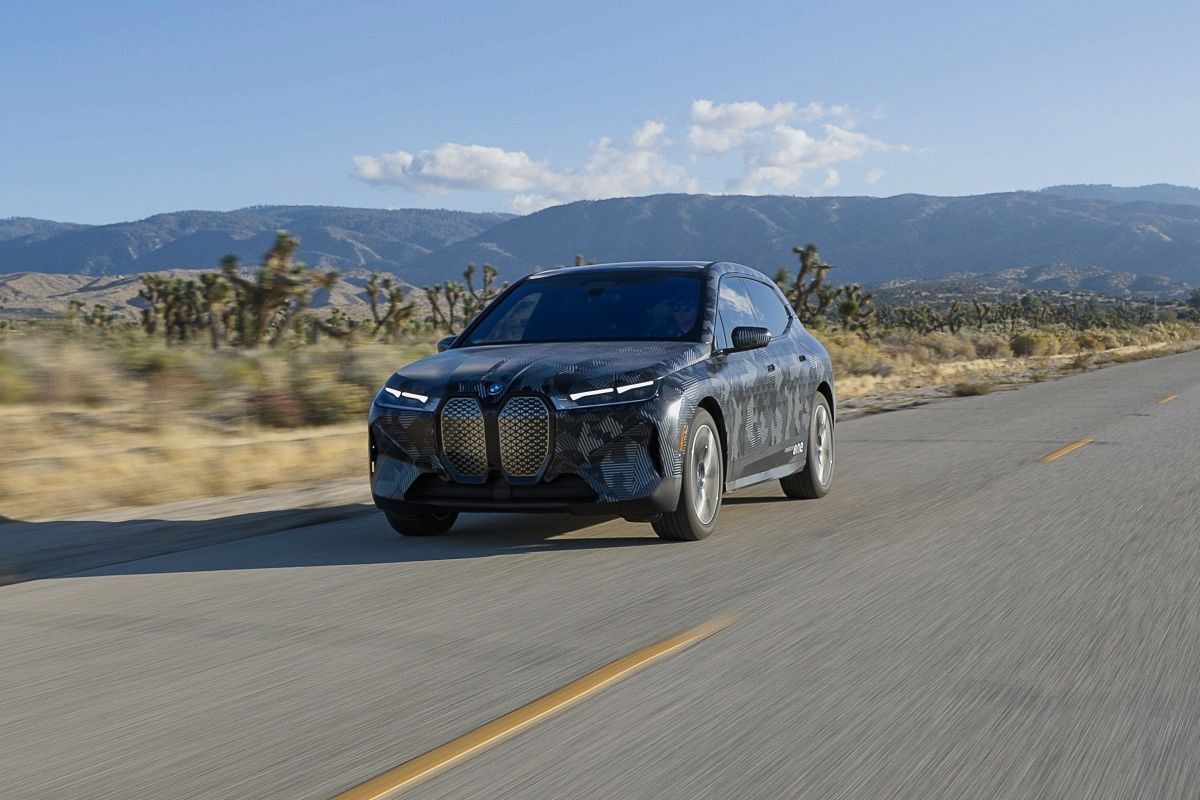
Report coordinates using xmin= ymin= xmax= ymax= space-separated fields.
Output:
xmin=725 ymin=460 xmax=805 ymax=492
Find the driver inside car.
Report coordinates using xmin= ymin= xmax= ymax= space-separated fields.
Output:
xmin=647 ymin=291 xmax=699 ymax=338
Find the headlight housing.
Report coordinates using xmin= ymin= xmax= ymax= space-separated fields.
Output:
xmin=373 ymin=380 xmax=435 ymax=410
xmin=555 ymin=379 xmax=659 ymax=409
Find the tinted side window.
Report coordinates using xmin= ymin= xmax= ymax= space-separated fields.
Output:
xmin=715 ymin=277 xmax=761 ymax=349
xmin=743 ymin=279 xmax=792 ymax=336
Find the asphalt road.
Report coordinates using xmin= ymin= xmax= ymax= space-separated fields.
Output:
xmin=4 ymin=350 xmax=1200 ymax=799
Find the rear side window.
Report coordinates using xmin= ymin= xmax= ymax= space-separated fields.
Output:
xmin=742 ymin=279 xmax=792 ymax=336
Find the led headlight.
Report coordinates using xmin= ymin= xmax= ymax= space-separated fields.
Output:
xmin=373 ymin=382 xmax=434 ymax=410
xmin=559 ymin=379 xmax=659 ymax=408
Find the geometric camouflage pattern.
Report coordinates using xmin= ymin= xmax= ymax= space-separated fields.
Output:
xmin=369 ymin=261 xmax=835 ymax=508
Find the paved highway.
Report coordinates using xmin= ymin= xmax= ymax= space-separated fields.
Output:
xmin=3 ymin=350 xmax=1200 ymax=799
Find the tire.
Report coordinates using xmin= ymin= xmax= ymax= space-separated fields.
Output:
xmin=653 ymin=409 xmax=723 ymax=541
xmin=384 ymin=507 xmax=458 ymax=536
xmin=781 ymin=393 xmax=834 ymax=499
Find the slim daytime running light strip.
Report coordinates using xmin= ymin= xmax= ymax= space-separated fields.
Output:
xmin=569 ymin=380 xmax=655 ymax=402
xmin=568 ymin=387 xmax=614 ymax=401
xmin=384 ymin=387 xmax=429 ymax=403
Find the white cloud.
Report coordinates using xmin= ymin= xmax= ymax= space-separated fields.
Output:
xmin=796 ymin=102 xmax=850 ymax=123
xmin=352 ymin=100 xmax=907 ymax=210
xmin=687 ymin=99 xmax=796 ymax=153
xmin=865 ymin=168 xmax=886 ymax=185
xmin=351 ymin=143 xmax=553 ymax=194
xmin=354 ymin=122 xmax=687 ymax=212
xmin=691 ymin=99 xmax=796 ymax=130
xmin=734 ymin=124 xmax=897 ymax=193
xmin=631 ymin=120 xmax=667 ymax=150
xmin=687 ymin=99 xmax=855 ymax=153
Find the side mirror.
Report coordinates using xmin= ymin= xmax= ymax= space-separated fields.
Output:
xmin=729 ymin=326 xmax=771 ymax=352
xmin=437 ymin=335 xmax=457 ymax=352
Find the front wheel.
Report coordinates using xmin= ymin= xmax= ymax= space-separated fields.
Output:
xmin=385 ymin=507 xmax=458 ymax=536
xmin=780 ymin=393 xmax=834 ymax=499
xmin=653 ymin=409 xmax=723 ymax=541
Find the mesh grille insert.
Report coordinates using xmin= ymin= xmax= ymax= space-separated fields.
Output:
xmin=439 ymin=397 xmax=487 ymax=477
xmin=498 ymin=396 xmax=551 ymax=478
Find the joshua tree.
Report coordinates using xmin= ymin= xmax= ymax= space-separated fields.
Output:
xmin=462 ymin=262 xmax=501 ymax=319
xmin=943 ymin=300 xmax=966 ymax=334
xmin=219 ymin=232 xmax=340 ymax=347
xmin=971 ymin=298 xmax=992 ymax=331
xmin=199 ymin=272 xmax=231 ymax=349
xmin=775 ymin=244 xmax=840 ymax=325
xmin=836 ymin=283 xmax=876 ymax=338
xmin=426 ymin=263 xmax=503 ymax=333
xmin=365 ymin=273 xmax=415 ymax=342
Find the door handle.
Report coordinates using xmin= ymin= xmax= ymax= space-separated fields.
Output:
xmin=767 ymin=363 xmax=776 ymax=373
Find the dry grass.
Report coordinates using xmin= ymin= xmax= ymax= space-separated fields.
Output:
xmin=2 ymin=321 xmax=1198 ymax=520
xmin=0 ymin=409 xmax=364 ymax=520
xmin=824 ymin=322 xmax=1200 ymax=399
xmin=0 ymin=328 xmax=434 ymax=520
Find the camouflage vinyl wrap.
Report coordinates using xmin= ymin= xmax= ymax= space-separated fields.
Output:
xmin=368 ymin=261 xmax=835 ymax=513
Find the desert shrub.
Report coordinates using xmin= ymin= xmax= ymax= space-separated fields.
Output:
xmin=215 ymin=355 xmax=270 ymax=392
xmin=1076 ymin=332 xmax=1107 ymax=351
xmin=1011 ymin=331 xmax=1055 ymax=357
xmin=116 ymin=344 xmax=188 ymax=377
xmin=1050 ymin=330 xmax=1080 ymax=355
xmin=876 ymin=330 xmax=972 ymax=362
xmin=247 ymin=389 xmax=308 ymax=428
xmin=821 ymin=332 xmax=899 ymax=376
xmin=296 ymin=381 xmax=372 ymax=426
xmin=952 ymin=383 xmax=991 ymax=396
xmin=0 ymin=350 xmax=31 ymax=404
xmin=146 ymin=368 xmax=214 ymax=411
xmin=972 ymin=334 xmax=1012 ymax=359
xmin=914 ymin=332 xmax=978 ymax=360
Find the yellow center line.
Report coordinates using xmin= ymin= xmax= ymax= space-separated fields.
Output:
xmin=1157 ymin=394 xmax=1178 ymax=406
xmin=332 ymin=614 xmax=741 ymax=800
xmin=1038 ymin=437 xmax=1094 ymax=464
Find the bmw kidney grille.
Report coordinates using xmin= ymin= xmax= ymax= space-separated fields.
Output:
xmin=439 ymin=397 xmax=488 ymax=477
xmin=438 ymin=395 xmax=552 ymax=480
xmin=498 ymin=396 xmax=551 ymax=478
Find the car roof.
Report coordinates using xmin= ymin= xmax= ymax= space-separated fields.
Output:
xmin=528 ymin=260 xmax=763 ymax=279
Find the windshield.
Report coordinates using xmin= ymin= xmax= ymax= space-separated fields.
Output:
xmin=462 ymin=270 xmax=706 ymax=345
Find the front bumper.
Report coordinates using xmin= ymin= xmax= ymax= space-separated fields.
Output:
xmin=368 ymin=394 xmax=684 ymax=517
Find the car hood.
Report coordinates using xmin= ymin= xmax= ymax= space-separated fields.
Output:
xmin=390 ymin=341 xmax=709 ymax=399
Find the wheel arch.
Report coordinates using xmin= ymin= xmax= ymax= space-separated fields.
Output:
xmin=816 ymin=381 xmax=835 ymax=426
xmin=695 ymin=396 xmax=729 ymax=483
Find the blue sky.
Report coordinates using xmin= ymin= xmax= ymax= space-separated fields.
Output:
xmin=2 ymin=0 xmax=1197 ymax=223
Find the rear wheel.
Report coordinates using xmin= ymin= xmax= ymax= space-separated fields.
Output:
xmin=781 ymin=393 xmax=834 ymax=499
xmin=653 ymin=409 xmax=723 ymax=541
xmin=384 ymin=506 xmax=458 ymax=536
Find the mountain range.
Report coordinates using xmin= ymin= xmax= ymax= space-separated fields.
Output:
xmin=1040 ymin=183 xmax=1200 ymax=206
xmin=2 ymin=185 xmax=1198 ymax=293
xmin=0 ymin=207 xmax=514 ymax=277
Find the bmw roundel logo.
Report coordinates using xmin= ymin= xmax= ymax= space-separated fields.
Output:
xmin=486 ymin=381 xmax=504 ymax=397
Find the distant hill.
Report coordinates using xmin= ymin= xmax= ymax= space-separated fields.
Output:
xmin=400 ymin=192 xmax=1200 ymax=286
xmin=0 ymin=268 xmax=428 ymax=320
xmin=5 ymin=189 xmax=1200 ymax=292
xmin=4 ymin=260 xmax=1186 ymax=323
xmin=1040 ymin=183 xmax=1200 ymax=206
xmin=0 ymin=206 xmax=514 ymax=276
xmin=877 ymin=264 xmax=1192 ymax=301
xmin=0 ymin=217 xmax=89 ymax=242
